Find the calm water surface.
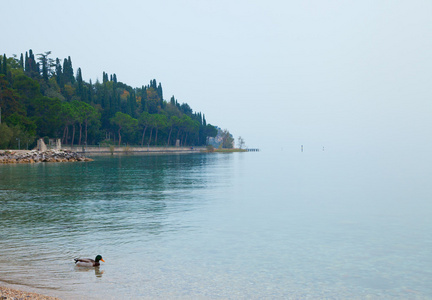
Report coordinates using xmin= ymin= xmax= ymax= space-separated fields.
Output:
xmin=0 ymin=150 xmax=431 ymax=299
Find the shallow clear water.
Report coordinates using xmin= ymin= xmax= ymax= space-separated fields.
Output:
xmin=0 ymin=151 xmax=431 ymax=299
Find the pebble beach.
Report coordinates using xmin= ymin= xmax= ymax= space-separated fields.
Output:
xmin=0 ymin=286 xmax=60 ymax=300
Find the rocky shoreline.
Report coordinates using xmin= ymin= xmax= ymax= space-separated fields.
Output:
xmin=0 ymin=150 xmax=93 ymax=164
xmin=0 ymin=286 xmax=60 ymax=300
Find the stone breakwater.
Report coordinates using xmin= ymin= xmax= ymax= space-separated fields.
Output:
xmin=0 ymin=150 xmax=93 ymax=164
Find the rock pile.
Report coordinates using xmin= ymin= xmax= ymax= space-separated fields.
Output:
xmin=0 ymin=150 xmax=93 ymax=164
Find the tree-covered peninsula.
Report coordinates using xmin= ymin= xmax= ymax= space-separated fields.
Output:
xmin=0 ymin=50 xmax=220 ymax=149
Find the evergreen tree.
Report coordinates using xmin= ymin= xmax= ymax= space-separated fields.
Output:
xmin=2 ymin=54 xmax=6 ymax=75
xmin=102 ymin=72 xmax=108 ymax=83
xmin=68 ymin=56 xmax=75 ymax=84
xmin=26 ymin=49 xmax=39 ymax=78
xmin=55 ymin=58 xmax=63 ymax=87
xmin=62 ymin=58 xmax=68 ymax=81
xmin=19 ymin=53 xmax=24 ymax=69
xmin=157 ymin=82 xmax=163 ymax=101
xmin=150 ymin=79 xmax=157 ymax=88
xmin=63 ymin=56 xmax=75 ymax=84
xmin=76 ymin=67 xmax=83 ymax=84
xmin=76 ymin=67 xmax=84 ymax=100
xmin=88 ymin=79 xmax=93 ymax=103
xmin=37 ymin=51 xmax=51 ymax=81
xmin=127 ymin=91 xmax=137 ymax=118
xmin=140 ymin=86 xmax=147 ymax=112
xmin=24 ymin=51 xmax=29 ymax=71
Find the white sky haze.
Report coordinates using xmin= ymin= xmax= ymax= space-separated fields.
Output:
xmin=2 ymin=0 xmax=432 ymax=153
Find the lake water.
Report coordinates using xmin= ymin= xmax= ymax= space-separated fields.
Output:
xmin=0 ymin=149 xmax=431 ymax=299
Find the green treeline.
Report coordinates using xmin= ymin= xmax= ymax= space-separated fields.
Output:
xmin=0 ymin=50 xmax=218 ymax=149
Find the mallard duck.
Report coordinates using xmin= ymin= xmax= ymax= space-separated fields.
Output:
xmin=74 ymin=255 xmax=105 ymax=267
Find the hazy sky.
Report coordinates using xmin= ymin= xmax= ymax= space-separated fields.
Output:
xmin=2 ymin=0 xmax=432 ymax=152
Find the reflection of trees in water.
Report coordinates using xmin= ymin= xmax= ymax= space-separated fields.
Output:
xmin=0 ymin=154 xmax=226 ymax=238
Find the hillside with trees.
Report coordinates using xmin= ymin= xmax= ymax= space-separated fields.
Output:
xmin=0 ymin=50 xmax=220 ymax=149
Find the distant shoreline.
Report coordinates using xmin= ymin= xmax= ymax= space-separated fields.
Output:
xmin=0 ymin=147 xmax=253 ymax=163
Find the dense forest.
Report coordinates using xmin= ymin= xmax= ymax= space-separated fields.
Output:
xmin=0 ymin=50 xmax=221 ymax=149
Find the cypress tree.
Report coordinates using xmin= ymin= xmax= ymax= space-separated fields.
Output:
xmin=150 ymin=79 xmax=157 ymax=89
xmin=141 ymin=86 xmax=147 ymax=112
xmin=76 ymin=67 xmax=84 ymax=99
xmin=128 ymin=91 xmax=137 ymax=117
xmin=0 ymin=56 xmax=2 ymax=74
xmin=62 ymin=56 xmax=75 ymax=84
xmin=88 ymin=79 xmax=93 ymax=103
xmin=157 ymin=82 xmax=163 ymax=101
xmin=76 ymin=67 xmax=83 ymax=84
xmin=69 ymin=57 xmax=75 ymax=83
xmin=27 ymin=49 xmax=39 ymax=78
xmin=63 ymin=58 xmax=69 ymax=83
xmin=62 ymin=58 xmax=68 ymax=80
xmin=198 ymin=112 xmax=202 ymax=125
xmin=25 ymin=51 xmax=29 ymax=72
xmin=55 ymin=58 xmax=63 ymax=87
xmin=38 ymin=53 xmax=49 ymax=81
xmin=102 ymin=72 xmax=108 ymax=83
xmin=19 ymin=53 xmax=24 ymax=69
xmin=2 ymin=54 xmax=7 ymax=75
xmin=68 ymin=56 xmax=75 ymax=84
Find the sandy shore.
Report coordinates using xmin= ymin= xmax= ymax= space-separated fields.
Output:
xmin=0 ymin=286 xmax=60 ymax=300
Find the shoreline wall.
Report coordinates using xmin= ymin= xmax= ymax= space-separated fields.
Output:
xmin=61 ymin=146 xmax=207 ymax=154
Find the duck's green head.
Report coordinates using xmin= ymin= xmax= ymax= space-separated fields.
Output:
xmin=95 ymin=255 xmax=105 ymax=262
